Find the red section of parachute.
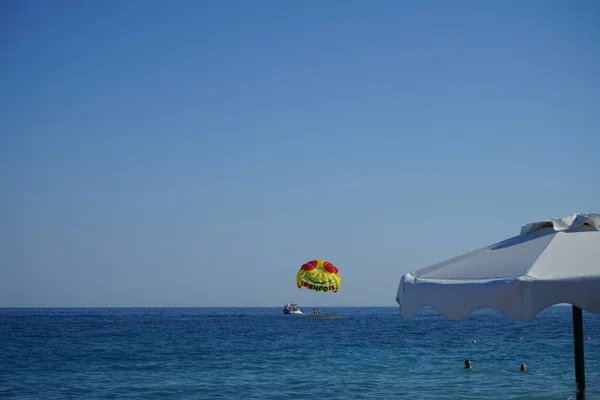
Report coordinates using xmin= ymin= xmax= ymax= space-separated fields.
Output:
xmin=301 ymin=260 xmax=339 ymax=273
xmin=301 ymin=260 xmax=318 ymax=270
xmin=323 ymin=262 xmax=338 ymax=274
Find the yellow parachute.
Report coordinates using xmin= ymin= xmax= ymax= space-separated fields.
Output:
xmin=296 ymin=260 xmax=341 ymax=293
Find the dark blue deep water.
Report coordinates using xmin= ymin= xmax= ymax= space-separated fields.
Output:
xmin=1 ymin=306 xmax=599 ymax=399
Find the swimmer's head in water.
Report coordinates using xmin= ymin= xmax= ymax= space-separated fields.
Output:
xmin=464 ymin=360 xmax=472 ymax=369
xmin=520 ymin=364 xmax=527 ymax=372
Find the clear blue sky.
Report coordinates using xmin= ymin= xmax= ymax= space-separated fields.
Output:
xmin=1 ymin=0 xmax=598 ymax=307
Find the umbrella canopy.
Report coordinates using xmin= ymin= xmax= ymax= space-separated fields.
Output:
xmin=396 ymin=213 xmax=600 ymax=400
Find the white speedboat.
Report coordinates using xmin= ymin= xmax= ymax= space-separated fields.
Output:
xmin=283 ymin=302 xmax=303 ymax=314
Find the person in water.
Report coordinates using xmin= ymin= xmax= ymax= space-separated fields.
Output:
xmin=520 ymin=364 xmax=527 ymax=372
xmin=464 ymin=360 xmax=472 ymax=369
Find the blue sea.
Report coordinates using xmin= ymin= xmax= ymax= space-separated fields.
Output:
xmin=1 ymin=306 xmax=598 ymax=399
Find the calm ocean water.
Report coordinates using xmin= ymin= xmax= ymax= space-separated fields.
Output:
xmin=1 ymin=306 xmax=598 ymax=399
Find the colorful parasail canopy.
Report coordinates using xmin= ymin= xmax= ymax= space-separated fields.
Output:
xmin=296 ymin=260 xmax=341 ymax=293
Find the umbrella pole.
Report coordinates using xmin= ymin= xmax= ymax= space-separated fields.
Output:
xmin=573 ymin=305 xmax=585 ymax=400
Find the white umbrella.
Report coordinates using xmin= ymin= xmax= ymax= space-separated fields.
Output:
xmin=396 ymin=213 xmax=600 ymax=400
